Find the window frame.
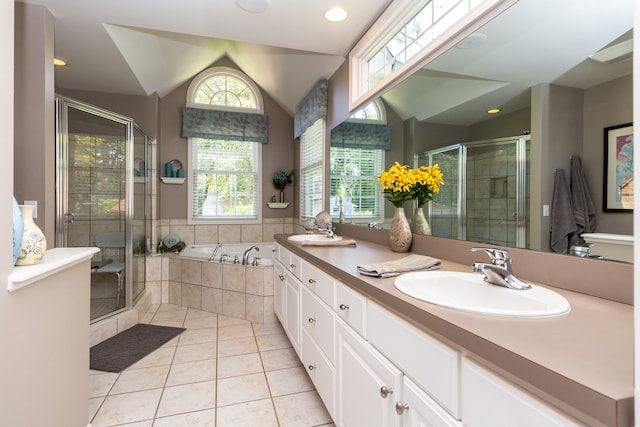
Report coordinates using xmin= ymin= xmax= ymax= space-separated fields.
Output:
xmin=186 ymin=67 xmax=264 ymax=225
xmin=329 ymin=99 xmax=386 ymax=222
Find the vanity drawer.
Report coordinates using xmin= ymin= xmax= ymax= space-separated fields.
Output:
xmin=367 ymin=301 xmax=460 ymax=418
xmin=301 ymin=260 xmax=335 ymax=307
xmin=335 ymin=280 xmax=367 ymax=338
xmin=301 ymin=285 xmax=336 ymax=363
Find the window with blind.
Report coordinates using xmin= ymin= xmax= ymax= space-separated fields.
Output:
xmin=300 ymin=118 xmax=325 ymax=218
xmin=330 ymin=147 xmax=383 ymax=219
xmin=186 ymin=67 xmax=264 ymax=223
xmin=190 ymin=139 xmax=259 ymax=219
xmin=330 ymin=99 xmax=386 ymax=221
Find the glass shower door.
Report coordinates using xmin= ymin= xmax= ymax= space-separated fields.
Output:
xmin=57 ymin=98 xmax=131 ymax=321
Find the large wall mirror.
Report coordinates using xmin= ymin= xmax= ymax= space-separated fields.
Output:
xmin=335 ymin=0 xmax=634 ymax=262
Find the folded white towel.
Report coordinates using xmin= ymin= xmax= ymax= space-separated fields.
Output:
xmin=357 ymin=254 xmax=441 ymax=278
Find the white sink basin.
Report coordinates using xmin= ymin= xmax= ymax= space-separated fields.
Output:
xmin=394 ymin=271 xmax=570 ymax=317
xmin=287 ymin=234 xmax=343 ymax=242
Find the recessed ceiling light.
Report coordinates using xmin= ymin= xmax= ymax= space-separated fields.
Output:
xmin=325 ymin=7 xmax=348 ymax=23
xmin=53 ymin=57 xmax=68 ymax=66
xmin=234 ymin=0 xmax=271 ymax=13
xmin=487 ymin=108 xmax=501 ymax=114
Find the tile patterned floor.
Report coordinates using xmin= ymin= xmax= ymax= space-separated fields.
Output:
xmin=89 ymin=304 xmax=334 ymax=427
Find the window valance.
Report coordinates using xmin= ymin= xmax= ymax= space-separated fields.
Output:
xmin=330 ymin=122 xmax=392 ymax=150
xmin=181 ymin=107 xmax=268 ymax=143
xmin=294 ymin=80 xmax=328 ymax=138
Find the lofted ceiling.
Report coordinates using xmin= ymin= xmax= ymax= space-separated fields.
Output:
xmin=16 ymin=0 xmax=634 ymax=123
xmin=17 ymin=0 xmax=393 ymax=115
xmin=381 ymin=0 xmax=634 ymax=126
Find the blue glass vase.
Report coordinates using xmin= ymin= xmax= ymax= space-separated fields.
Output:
xmin=12 ymin=197 xmax=23 ymax=265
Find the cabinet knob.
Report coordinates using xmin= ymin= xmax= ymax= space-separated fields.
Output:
xmin=278 ymin=274 xmax=285 ymax=281
xmin=308 ymin=278 xmax=316 ymax=284
xmin=379 ymin=386 xmax=393 ymax=399
xmin=290 ymin=263 xmax=296 ymax=269
xmin=339 ymin=303 xmax=350 ymax=311
xmin=308 ymin=317 xmax=316 ymax=324
xmin=308 ymin=364 xmax=316 ymax=371
xmin=395 ymin=402 xmax=410 ymax=415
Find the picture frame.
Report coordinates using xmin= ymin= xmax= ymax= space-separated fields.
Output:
xmin=603 ymin=122 xmax=633 ymax=212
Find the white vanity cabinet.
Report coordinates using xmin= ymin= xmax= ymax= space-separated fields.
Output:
xmin=274 ymin=242 xmax=582 ymax=427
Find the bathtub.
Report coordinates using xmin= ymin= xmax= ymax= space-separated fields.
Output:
xmin=179 ymin=243 xmax=275 ymax=266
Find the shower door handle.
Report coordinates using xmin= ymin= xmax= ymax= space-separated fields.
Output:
xmin=64 ymin=212 xmax=75 ymax=224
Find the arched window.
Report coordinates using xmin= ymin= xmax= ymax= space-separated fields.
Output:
xmin=330 ymin=99 xmax=388 ymax=221
xmin=186 ymin=67 xmax=264 ymax=222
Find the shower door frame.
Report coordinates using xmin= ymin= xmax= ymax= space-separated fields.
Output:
xmin=55 ymin=96 xmax=140 ymax=319
xmin=419 ymin=135 xmax=530 ymax=248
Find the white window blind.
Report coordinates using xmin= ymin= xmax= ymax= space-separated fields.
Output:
xmin=300 ymin=119 xmax=325 ymax=218
xmin=191 ymin=138 xmax=259 ymax=219
xmin=330 ymin=147 xmax=384 ymax=219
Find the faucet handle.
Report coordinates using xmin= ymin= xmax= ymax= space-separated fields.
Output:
xmin=470 ymin=247 xmax=510 ymax=260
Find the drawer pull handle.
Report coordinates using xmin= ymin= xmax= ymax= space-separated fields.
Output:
xmin=308 ymin=317 xmax=316 ymax=323
xmin=379 ymin=386 xmax=393 ymax=399
xmin=308 ymin=364 xmax=316 ymax=371
xmin=308 ymin=279 xmax=316 ymax=284
xmin=339 ymin=303 xmax=350 ymax=311
xmin=395 ymin=402 xmax=410 ymax=415
xmin=278 ymin=274 xmax=285 ymax=281
xmin=290 ymin=264 xmax=296 ymax=269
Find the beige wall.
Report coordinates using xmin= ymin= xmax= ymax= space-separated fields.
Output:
xmin=158 ymin=56 xmax=296 ymax=220
xmin=13 ymin=2 xmax=55 ymax=243
xmin=583 ymin=74 xmax=633 ymax=234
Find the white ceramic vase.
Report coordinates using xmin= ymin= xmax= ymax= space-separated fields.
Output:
xmin=15 ymin=205 xmax=47 ymax=266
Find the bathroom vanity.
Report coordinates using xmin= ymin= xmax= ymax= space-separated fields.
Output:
xmin=273 ymin=233 xmax=633 ymax=427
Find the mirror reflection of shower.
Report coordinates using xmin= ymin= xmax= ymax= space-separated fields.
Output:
xmin=55 ymin=96 xmax=151 ymax=322
xmin=418 ymin=136 xmax=530 ymax=248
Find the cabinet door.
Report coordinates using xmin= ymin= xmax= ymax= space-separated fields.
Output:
xmin=336 ymin=319 xmax=402 ymax=427
xmin=461 ymin=358 xmax=582 ymax=427
xmin=302 ymin=329 xmax=336 ymax=419
xmin=284 ymin=270 xmax=301 ymax=355
xmin=273 ymin=261 xmax=285 ymax=323
xmin=399 ymin=376 xmax=463 ymax=427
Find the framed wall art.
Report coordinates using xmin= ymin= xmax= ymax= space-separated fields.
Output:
xmin=603 ymin=122 xmax=633 ymax=212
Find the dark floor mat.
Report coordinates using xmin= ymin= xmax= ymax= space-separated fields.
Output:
xmin=90 ymin=323 xmax=185 ymax=372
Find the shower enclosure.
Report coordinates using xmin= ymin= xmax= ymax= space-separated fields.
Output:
xmin=418 ymin=136 xmax=530 ymax=248
xmin=55 ymin=96 xmax=150 ymax=321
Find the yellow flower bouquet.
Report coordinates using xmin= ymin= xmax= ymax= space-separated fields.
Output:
xmin=377 ymin=162 xmax=444 ymax=207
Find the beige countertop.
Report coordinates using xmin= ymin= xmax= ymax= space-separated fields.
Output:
xmin=275 ymin=234 xmax=634 ymax=427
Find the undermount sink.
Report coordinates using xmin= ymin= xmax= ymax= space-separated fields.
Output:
xmin=394 ymin=271 xmax=570 ymax=317
xmin=287 ymin=234 xmax=343 ymax=242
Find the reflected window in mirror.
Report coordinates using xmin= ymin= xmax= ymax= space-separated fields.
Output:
xmin=300 ymin=118 xmax=325 ymax=218
xmin=330 ymin=99 xmax=390 ymax=222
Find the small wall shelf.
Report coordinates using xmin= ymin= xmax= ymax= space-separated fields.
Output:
xmin=161 ymin=177 xmax=185 ymax=185
xmin=268 ymin=202 xmax=289 ymax=209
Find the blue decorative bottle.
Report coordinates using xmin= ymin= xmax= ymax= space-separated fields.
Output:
xmin=12 ymin=196 xmax=23 ymax=265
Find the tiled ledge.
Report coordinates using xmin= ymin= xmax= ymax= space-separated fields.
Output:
xmin=8 ymin=247 xmax=99 ymax=292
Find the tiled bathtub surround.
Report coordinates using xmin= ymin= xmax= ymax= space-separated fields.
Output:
xmin=150 ymin=256 xmax=276 ymax=324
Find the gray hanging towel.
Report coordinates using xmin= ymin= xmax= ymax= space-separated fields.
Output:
xmin=550 ymin=168 xmax=577 ymax=253
xmin=569 ymin=156 xmax=597 ymax=246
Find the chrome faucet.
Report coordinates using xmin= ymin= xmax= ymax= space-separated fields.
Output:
xmin=317 ymin=222 xmax=335 ymax=238
xmin=470 ymin=247 xmax=531 ymax=290
xmin=242 ymin=246 xmax=260 ymax=265
xmin=208 ymin=242 xmax=223 ymax=261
